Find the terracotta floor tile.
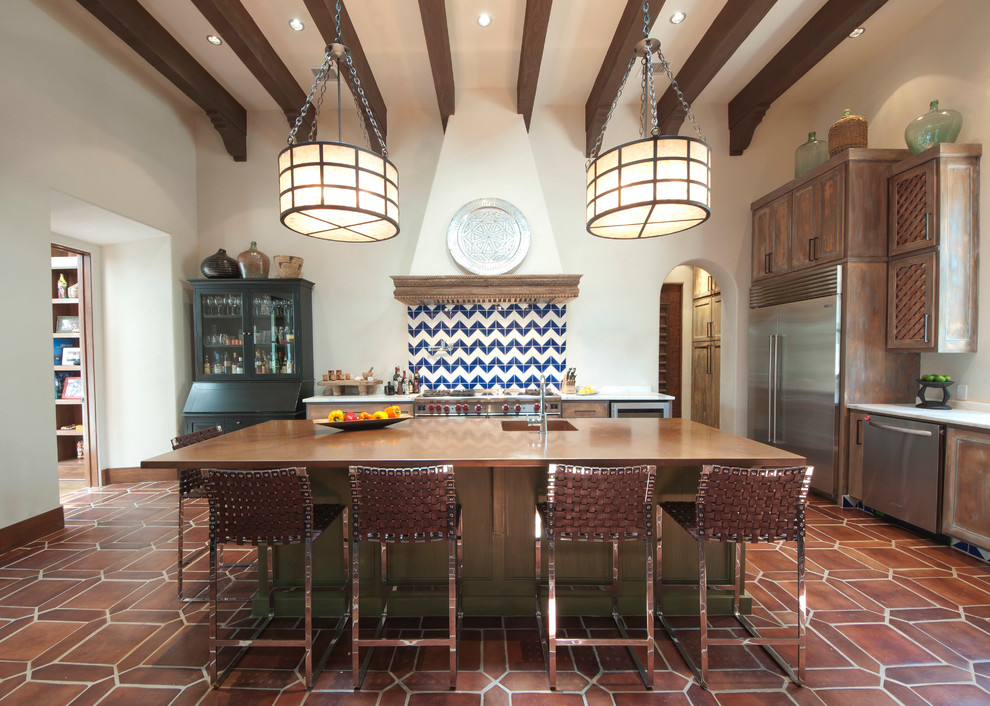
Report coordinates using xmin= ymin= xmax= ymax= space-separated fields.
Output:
xmin=839 ymin=624 xmax=938 ymax=666
xmin=814 ymin=688 xmax=901 ymax=705
xmin=0 ymin=620 xmax=86 ymax=661
xmin=3 ymin=484 xmax=990 ymax=703
xmin=911 ymin=683 xmax=990 ymax=705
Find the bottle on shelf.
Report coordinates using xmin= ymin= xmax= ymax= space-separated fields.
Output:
xmin=213 ymin=353 xmax=222 ymax=374
xmin=393 ymin=366 xmax=401 ymax=393
xmin=204 ymin=356 xmax=211 ymax=375
xmin=223 ymin=352 xmax=231 ymax=374
xmin=401 ymin=370 xmax=408 ymax=395
xmin=411 ymin=368 xmax=420 ymax=394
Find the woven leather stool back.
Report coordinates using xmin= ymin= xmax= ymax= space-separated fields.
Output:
xmin=349 ymin=465 xmax=456 ymax=541
xmin=697 ymin=465 xmax=813 ymax=543
xmin=202 ymin=468 xmax=316 ymax=546
xmin=171 ymin=426 xmax=223 ymax=496
xmin=547 ymin=464 xmax=655 ymax=540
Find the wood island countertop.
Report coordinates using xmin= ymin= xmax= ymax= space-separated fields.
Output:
xmin=143 ymin=417 xmax=804 ymax=469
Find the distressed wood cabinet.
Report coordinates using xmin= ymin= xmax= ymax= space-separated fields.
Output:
xmin=752 ymin=149 xmax=908 ymax=284
xmin=846 ymin=411 xmax=867 ymax=500
xmin=752 ymin=194 xmax=790 ymax=281
xmin=886 ymin=144 xmax=980 ymax=352
xmin=561 ymin=400 xmax=608 ymax=418
xmin=942 ymin=427 xmax=990 ymax=548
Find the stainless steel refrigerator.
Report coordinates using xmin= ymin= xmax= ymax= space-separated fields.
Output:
xmin=748 ymin=282 xmax=840 ymax=497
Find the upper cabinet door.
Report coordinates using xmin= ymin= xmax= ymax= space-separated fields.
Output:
xmin=752 ymin=195 xmax=790 ymax=281
xmin=790 ymin=166 xmax=845 ymax=270
xmin=889 ymin=160 xmax=937 ymax=257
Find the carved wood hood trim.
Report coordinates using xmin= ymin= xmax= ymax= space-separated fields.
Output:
xmin=391 ymin=274 xmax=581 ymax=305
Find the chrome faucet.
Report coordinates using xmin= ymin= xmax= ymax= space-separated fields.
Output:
xmin=528 ymin=375 xmax=549 ymax=434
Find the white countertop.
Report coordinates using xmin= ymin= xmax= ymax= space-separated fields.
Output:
xmin=304 ymin=391 xmax=676 ymax=404
xmin=847 ymin=403 xmax=990 ymax=431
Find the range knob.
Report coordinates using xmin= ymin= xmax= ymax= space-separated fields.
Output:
xmin=427 ymin=404 xmax=435 ymax=412
xmin=502 ymin=404 xmax=510 ymax=413
xmin=533 ymin=403 xmax=541 ymax=412
xmin=514 ymin=404 xmax=522 ymax=414
xmin=475 ymin=404 xmax=483 ymax=414
xmin=443 ymin=405 xmax=450 ymax=414
xmin=454 ymin=404 xmax=462 ymax=413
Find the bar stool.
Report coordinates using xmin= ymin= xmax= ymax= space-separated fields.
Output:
xmin=201 ymin=467 xmax=348 ymax=688
xmin=348 ymin=465 xmax=462 ymax=689
xmin=534 ymin=463 xmax=657 ymax=689
xmin=170 ymin=425 xmax=223 ymax=601
xmin=657 ymin=464 xmax=813 ymax=689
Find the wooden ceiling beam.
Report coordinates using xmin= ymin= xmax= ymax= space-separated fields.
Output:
xmin=585 ymin=0 xmax=667 ymax=158
xmin=728 ymin=0 xmax=888 ymax=156
xmin=190 ymin=0 xmax=315 ymax=136
xmin=302 ymin=0 xmax=388 ymax=153
xmin=516 ymin=0 xmax=553 ymax=131
xmin=418 ymin=0 xmax=455 ymax=131
xmin=75 ymin=0 xmax=247 ymax=161
xmin=656 ymin=0 xmax=778 ymax=136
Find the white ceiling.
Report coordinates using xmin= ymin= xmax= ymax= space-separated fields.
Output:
xmin=51 ymin=0 xmax=945 ymax=133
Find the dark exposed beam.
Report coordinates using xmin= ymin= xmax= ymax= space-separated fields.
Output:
xmin=76 ymin=0 xmax=247 ymax=161
xmin=656 ymin=0 xmax=777 ymax=135
xmin=517 ymin=0 xmax=553 ymax=130
xmin=728 ymin=0 xmax=888 ymax=156
xmin=190 ymin=0 xmax=315 ymax=136
xmin=585 ymin=0 xmax=666 ymax=157
xmin=418 ymin=0 xmax=455 ymax=131
xmin=302 ymin=0 xmax=388 ymax=153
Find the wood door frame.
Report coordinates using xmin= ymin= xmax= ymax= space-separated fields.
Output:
xmin=53 ymin=244 xmax=99 ymax=487
xmin=659 ymin=283 xmax=683 ymax=418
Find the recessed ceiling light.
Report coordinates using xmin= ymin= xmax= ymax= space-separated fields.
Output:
xmin=669 ymin=12 xmax=686 ymax=24
xmin=206 ymin=34 xmax=222 ymax=46
xmin=477 ymin=13 xmax=492 ymax=27
xmin=288 ymin=18 xmax=304 ymax=32
xmin=848 ymin=27 xmax=865 ymax=38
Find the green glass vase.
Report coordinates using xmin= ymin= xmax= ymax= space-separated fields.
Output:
xmin=904 ymin=100 xmax=962 ymax=154
xmin=794 ymin=131 xmax=829 ymax=178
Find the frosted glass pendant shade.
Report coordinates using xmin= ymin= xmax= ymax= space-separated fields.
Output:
xmin=586 ymin=135 xmax=711 ymax=239
xmin=278 ymin=141 xmax=399 ymax=242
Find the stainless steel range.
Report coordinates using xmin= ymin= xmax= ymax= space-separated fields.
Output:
xmin=413 ymin=389 xmax=562 ymax=417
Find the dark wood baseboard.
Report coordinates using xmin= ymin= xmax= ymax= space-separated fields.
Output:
xmin=102 ymin=467 xmax=178 ymax=484
xmin=0 ymin=506 xmax=65 ymax=554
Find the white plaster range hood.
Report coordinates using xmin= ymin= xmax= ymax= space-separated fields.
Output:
xmin=394 ymin=89 xmax=578 ymax=306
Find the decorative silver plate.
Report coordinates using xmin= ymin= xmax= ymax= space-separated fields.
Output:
xmin=447 ymin=198 xmax=530 ymax=275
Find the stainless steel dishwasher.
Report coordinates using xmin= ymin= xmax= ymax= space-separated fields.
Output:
xmin=862 ymin=414 xmax=944 ymax=533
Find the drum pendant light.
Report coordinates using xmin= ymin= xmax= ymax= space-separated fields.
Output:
xmin=278 ymin=0 xmax=399 ymax=242
xmin=585 ymin=4 xmax=711 ymax=239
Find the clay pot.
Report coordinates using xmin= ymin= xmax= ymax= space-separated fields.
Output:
xmin=200 ymin=249 xmax=240 ymax=278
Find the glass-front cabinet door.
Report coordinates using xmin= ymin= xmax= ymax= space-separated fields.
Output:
xmin=249 ymin=291 xmax=297 ymax=376
xmin=191 ymin=279 xmax=313 ymax=382
xmin=199 ymin=291 xmax=247 ymax=377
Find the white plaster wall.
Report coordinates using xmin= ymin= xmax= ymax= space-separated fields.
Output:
xmin=0 ymin=0 xmax=199 ymax=527
xmin=102 ymin=237 xmax=175 ymax=466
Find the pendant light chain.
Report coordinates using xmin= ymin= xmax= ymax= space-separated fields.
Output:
xmin=586 ymin=54 xmax=636 ymax=168
xmin=652 ymin=46 xmax=706 ymax=142
xmin=287 ymin=49 xmax=335 ymax=146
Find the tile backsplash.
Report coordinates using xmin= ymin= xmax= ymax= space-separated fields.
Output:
xmin=407 ymin=304 xmax=566 ymax=389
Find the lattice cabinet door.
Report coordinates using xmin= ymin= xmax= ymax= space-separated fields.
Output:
xmin=889 ymin=160 xmax=937 ymax=257
xmin=886 ymin=252 xmax=935 ymax=350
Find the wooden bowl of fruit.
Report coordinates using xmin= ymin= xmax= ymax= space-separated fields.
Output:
xmin=314 ymin=406 xmax=410 ymax=431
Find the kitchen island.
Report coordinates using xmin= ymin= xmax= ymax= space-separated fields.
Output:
xmin=143 ymin=417 xmax=804 ymax=615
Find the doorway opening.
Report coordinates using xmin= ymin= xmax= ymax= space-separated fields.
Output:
xmin=660 ymin=265 xmax=721 ymax=428
xmin=52 ymin=244 xmax=98 ymax=495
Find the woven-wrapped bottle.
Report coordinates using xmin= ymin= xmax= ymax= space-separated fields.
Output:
xmin=827 ymin=109 xmax=868 ymax=156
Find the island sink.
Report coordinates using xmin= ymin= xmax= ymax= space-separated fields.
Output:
xmin=500 ymin=419 xmax=578 ymax=432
